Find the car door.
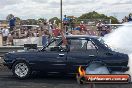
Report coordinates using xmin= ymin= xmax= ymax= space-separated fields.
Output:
xmin=33 ymin=45 xmax=68 ymax=73
xmin=66 ymin=38 xmax=98 ymax=73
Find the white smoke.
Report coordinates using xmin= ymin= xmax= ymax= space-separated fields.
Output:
xmin=103 ymin=22 xmax=132 ymax=76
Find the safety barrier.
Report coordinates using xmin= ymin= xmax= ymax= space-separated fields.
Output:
xmin=0 ymin=46 xmax=43 ymax=57
xmin=13 ymin=37 xmax=42 ymax=46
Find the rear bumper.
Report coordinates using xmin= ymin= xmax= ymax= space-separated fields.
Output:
xmin=122 ymin=66 xmax=129 ymax=71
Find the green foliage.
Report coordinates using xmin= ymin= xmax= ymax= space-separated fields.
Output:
xmin=15 ymin=17 xmax=21 ymax=25
xmin=38 ymin=18 xmax=47 ymax=22
xmin=108 ymin=16 xmax=119 ymax=24
xmin=79 ymin=11 xmax=107 ymax=19
xmin=6 ymin=14 xmax=14 ymax=21
xmin=78 ymin=11 xmax=119 ymax=24
xmin=27 ymin=19 xmax=37 ymax=25
xmin=6 ymin=12 xmax=119 ymax=25
xmin=67 ymin=16 xmax=77 ymax=19
xmin=15 ymin=17 xmax=21 ymax=21
xmin=49 ymin=17 xmax=61 ymax=25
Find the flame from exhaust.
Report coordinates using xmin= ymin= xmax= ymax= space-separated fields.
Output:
xmin=78 ymin=66 xmax=86 ymax=76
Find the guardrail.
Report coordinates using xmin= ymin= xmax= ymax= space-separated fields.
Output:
xmin=0 ymin=46 xmax=43 ymax=57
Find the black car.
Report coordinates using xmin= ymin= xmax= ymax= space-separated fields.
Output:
xmin=3 ymin=35 xmax=129 ymax=79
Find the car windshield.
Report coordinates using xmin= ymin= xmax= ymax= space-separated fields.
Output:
xmin=49 ymin=38 xmax=62 ymax=47
xmin=41 ymin=37 xmax=63 ymax=51
xmin=42 ymin=37 xmax=62 ymax=48
xmin=98 ymin=37 xmax=112 ymax=50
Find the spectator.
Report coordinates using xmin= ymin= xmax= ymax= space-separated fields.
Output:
xmin=75 ymin=26 xmax=81 ymax=31
xmin=52 ymin=27 xmax=60 ymax=37
xmin=38 ymin=28 xmax=42 ymax=37
xmin=2 ymin=26 xmax=9 ymax=45
xmin=101 ymin=26 xmax=108 ymax=36
xmin=122 ymin=19 xmax=125 ymax=23
xmin=72 ymin=26 xmax=81 ymax=35
xmin=13 ymin=30 xmax=19 ymax=39
xmin=24 ymin=29 xmax=29 ymax=37
xmin=42 ymin=31 xmax=48 ymax=47
xmin=33 ymin=29 xmax=39 ymax=37
xmin=19 ymin=29 xmax=27 ymax=38
xmin=124 ymin=16 xmax=128 ymax=22
xmin=9 ymin=17 xmax=16 ymax=31
xmin=80 ymin=21 xmax=86 ymax=33
xmin=96 ymin=20 xmax=103 ymax=36
xmin=7 ymin=32 xmax=14 ymax=46
xmin=43 ymin=22 xmax=48 ymax=30
xmin=28 ymin=29 xmax=33 ymax=37
xmin=128 ymin=14 xmax=132 ymax=22
xmin=49 ymin=22 xmax=53 ymax=34
xmin=63 ymin=15 xmax=70 ymax=32
xmin=0 ymin=28 xmax=2 ymax=33
xmin=63 ymin=15 xmax=70 ymax=25
xmin=69 ymin=18 xmax=75 ymax=31
xmin=39 ymin=21 xmax=44 ymax=30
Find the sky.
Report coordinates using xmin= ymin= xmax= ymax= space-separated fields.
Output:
xmin=0 ymin=0 xmax=132 ymax=20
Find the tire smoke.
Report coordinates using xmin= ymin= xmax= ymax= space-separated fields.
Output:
xmin=103 ymin=22 xmax=132 ymax=76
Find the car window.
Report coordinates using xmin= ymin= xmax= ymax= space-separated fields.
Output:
xmin=69 ymin=39 xmax=86 ymax=51
xmin=48 ymin=38 xmax=67 ymax=52
xmin=87 ymin=41 xmax=96 ymax=50
xmin=69 ymin=39 xmax=96 ymax=51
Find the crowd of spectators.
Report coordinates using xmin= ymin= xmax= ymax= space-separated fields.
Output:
xmin=0 ymin=15 xmax=111 ymax=46
xmin=122 ymin=14 xmax=132 ymax=23
xmin=0 ymin=25 xmax=51 ymax=46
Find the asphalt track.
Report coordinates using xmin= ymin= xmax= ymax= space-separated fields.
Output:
xmin=0 ymin=64 xmax=131 ymax=88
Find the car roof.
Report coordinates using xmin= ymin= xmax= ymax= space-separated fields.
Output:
xmin=57 ymin=35 xmax=99 ymax=39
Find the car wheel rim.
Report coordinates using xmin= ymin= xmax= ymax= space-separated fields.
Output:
xmin=15 ymin=63 xmax=29 ymax=77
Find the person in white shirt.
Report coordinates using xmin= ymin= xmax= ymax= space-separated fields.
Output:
xmin=2 ymin=26 xmax=9 ymax=45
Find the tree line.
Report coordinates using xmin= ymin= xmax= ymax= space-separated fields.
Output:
xmin=6 ymin=11 xmax=126 ymax=25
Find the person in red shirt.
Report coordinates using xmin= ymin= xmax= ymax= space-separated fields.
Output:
xmin=79 ymin=21 xmax=86 ymax=33
xmin=52 ymin=27 xmax=60 ymax=37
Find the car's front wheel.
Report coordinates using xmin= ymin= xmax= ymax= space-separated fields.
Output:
xmin=12 ymin=61 xmax=31 ymax=79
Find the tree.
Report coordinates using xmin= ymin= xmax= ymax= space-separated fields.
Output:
xmin=27 ymin=19 xmax=37 ymax=25
xmin=6 ymin=14 xmax=14 ymax=21
xmin=78 ymin=11 xmax=119 ymax=24
xmin=108 ymin=16 xmax=119 ymax=24
xmin=67 ymin=16 xmax=77 ymax=19
xmin=15 ymin=17 xmax=21 ymax=21
xmin=49 ymin=17 xmax=61 ymax=25
xmin=78 ymin=11 xmax=107 ymax=19
xmin=38 ymin=18 xmax=47 ymax=22
xmin=15 ymin=17 xmax=21 ymax=26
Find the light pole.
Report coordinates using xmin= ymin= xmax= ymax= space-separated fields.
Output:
xmin=60 ymin=0 xmax=67 ymax=45
xmin=60 ymin=0 xmax=63 ymax=30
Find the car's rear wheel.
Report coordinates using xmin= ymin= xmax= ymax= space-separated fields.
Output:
xmin=12 ymin=61 xmax=31 ymax=79
xmin=86 ymin=63 xmax=110 ymax=74
xmin=77 ymin=63 xmax=110 ymax=84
